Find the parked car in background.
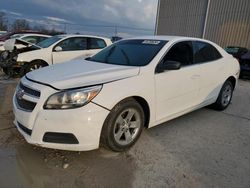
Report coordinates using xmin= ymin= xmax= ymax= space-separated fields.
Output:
xmin=0 ymin=30 xmax=46 ymax=42
xmin=0 ymin=33 xmax=51 ymax=51
xmin=13 ymin=36 xmax=239 ymax=152
xmin=0 ymin=34 xmax=112 ymax=76
xmin=111 ymin=36 xmax=123 ymax=42
xmin=225 ymin=46 xmax=248 ymax=60
xmin=239 ymin=51 xmax=250 ymax=78
xmin=0 ymin=31 xmax=7 ymax=36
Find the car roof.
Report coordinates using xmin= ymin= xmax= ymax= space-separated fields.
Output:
xmin=20 ymin=33 xmax=51 ymax=37
xmin=12 ymin=33 xmax=51 ymax=38
xmin=124 ymin=35 xmax=230 ymax=57
xmin=127 ymin=35 xmax=211 ymax=42
xmin=56 ymin=34 xmax=111 ymax=40
xmin=0 ymin=30 xmax=47 ymax=41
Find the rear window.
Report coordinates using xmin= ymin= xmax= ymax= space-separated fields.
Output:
xmin=88 ymin=39 xmax=167 ymax=66
xmin=225 ymin=47 xmax=240 ymax=54
xmin=193 ymin=41 xmax=222 ymax=63
xmin=89 ymin=38 xmax=106 ymax=49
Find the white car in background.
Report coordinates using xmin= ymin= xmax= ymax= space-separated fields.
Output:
xmin=0 ymin=35 xmax=112 ymax=75
xmin=13 ymin=36 xmax=239 ymax=152
xmin=0 ymin=31 xmax=7 ymax=36
xmin=0 ymin=33 xmax=51 ymax=51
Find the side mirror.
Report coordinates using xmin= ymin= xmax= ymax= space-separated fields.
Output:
xmin=54 ymin=46 xmax=62 ymax=52
xmin=159 ymin=60 xmax=181 ymax=72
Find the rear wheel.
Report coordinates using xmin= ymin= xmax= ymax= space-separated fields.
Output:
xmin=211 ymin=80 xmax=233 ymax=111
xmin=101 ymin=98 xmax=145 ymax=152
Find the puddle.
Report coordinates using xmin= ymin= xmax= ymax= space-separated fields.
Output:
xmin=0 ymin=145 xmax=136 ymax=188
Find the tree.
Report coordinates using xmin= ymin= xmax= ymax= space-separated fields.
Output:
xmin=12 ymin=19 xmax=30 ymax=31
xmin=0 ymin=12 xmax=8 ymax=31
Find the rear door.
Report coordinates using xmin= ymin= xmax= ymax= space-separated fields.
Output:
xmin=154 ymin=41 xmax=200 ymax=122
xmin=52 ymin=37 xmax=88 ymax=64
xmin=192 ymin=41 xmax=225 ymax=103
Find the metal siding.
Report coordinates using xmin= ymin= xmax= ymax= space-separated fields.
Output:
xmin=157 ymin=0 xmax=250 ymax=48
xmin=204 ymin=0 xmax=250 ymax=48
xmin=157 ymin=0 xmax=208 ymax=37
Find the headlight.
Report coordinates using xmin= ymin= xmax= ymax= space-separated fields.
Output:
xmin=44 ymin=85 xmax=102 ymax=109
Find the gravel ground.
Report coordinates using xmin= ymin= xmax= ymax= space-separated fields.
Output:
xmin=0 ymin=72 xmax=249 ymax=188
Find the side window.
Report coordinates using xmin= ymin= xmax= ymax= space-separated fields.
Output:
xmin=163 ymin=41 xmax=193 ymax=66
xmin=89 ymin=38 xmax=106 ymax=49
xmin=56 ymin=37 xmax=87 ymax=51
xmin=193 ymin=41 xmax=222 ymax=63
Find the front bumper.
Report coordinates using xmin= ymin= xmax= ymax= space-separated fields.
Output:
xmin=13 ymin=77 xmax=110 ymax=151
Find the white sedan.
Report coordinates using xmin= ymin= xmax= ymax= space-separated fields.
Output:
xmin=0 ymin=33 xmax=51 ymax=51
xmin=13 ymin=36 xmax=240 ymax=152
xmin=1 ymin=35 xmax=112 ymax=75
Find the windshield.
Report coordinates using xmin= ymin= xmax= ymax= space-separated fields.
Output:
xmin=36 ymin=36 xmax=63 ymax=48
xmin=87 ymin=39 xmax=167 ymax=66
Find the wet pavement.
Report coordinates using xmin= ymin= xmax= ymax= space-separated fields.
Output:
xmin=0 ymin=73 xmax=250 ymax=188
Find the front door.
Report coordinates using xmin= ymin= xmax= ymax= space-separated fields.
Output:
xmin=154 ymin=41 xmax=200 ymax=122
xmin=52 ymin=37 xmax=88 ymax=64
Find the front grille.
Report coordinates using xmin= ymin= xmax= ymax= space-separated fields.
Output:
xmin=17 ymin=122 xmax=32 ymax=136
xmin=19 ymin=82 xmax=40 ymax=97
xmin=15 ymin=82 xmax=41 ymax=112
xmin=16 ymin=96 xmax=37 ymax=111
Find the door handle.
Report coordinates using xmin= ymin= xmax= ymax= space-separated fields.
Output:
xmin=191 ymin=75 xmax=200 ymax=79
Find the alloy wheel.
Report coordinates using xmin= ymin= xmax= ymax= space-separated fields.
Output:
xmin=29 ymin=64 xmax=43 ymax=71
xmin=221 ymin=84 xmax=232 ymax=106
xmin=113 ymin=108 xmax=141 ymax=145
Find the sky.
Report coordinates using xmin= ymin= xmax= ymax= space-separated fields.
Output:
xmin=0 ymin=0 xmax=158 ymax=37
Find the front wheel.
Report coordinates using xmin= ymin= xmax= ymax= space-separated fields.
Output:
xmin=24 ymin=61 xmax=47 ymax=74
xmin=211 ymin=80 xmax=233 ymax=111
xmin=101 ymin=99 xmax=145 ymax=152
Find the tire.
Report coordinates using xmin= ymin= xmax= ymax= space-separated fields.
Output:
xmin=101 ymin=98 xmax=145 ymax=152
xmin=211 ymin=80 xmax=233 ymax=111
xmin=2 ymin=67 xmax=19 ymax=77
xmin=24 ymin=61 xmax=47 ymax=74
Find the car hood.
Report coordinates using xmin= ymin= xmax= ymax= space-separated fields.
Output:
xmin=4 ymin=38 xmax=41 ymax=51
xmin=26 ymin=59 xmax=140 ymax=90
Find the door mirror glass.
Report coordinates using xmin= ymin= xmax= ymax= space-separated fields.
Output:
xmin=54 ymin=46 xmax=62 ymax=52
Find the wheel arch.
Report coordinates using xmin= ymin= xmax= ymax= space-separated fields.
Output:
xmin=226 ymin=76 xmax=236 ymax=90
xmin=30 ymin=59 xmax=49 ymax=66
xmin=132 ymin=96 xmax=150 ymax=129
xmin=110 ymin=96 xmax=151 ymax=129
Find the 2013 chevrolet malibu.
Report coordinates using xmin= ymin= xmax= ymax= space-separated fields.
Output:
xmin=13 ymin=36 xmax=240 ymax=152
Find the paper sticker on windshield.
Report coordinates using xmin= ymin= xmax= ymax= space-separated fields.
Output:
xmin=142 ymin=40 xmax=161 ymax=45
